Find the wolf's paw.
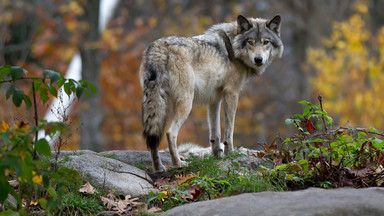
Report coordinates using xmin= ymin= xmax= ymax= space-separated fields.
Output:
xmin=179 ymin=160 xmax=188 ymax=167
xmin=153 ymin=164 xmax=167 ymax=173
xmin=173 ymin=159 xmax=188 ymax=168
xmin=212 ymin=142 xmax=224 ymax=158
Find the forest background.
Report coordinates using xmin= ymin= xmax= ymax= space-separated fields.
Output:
xmin=1 ymin=0 xmax=384 ymax=151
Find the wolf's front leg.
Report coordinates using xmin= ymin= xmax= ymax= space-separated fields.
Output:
xmin=223 ymin=92 xmax=239 ymax=154
xmin=208 ymin=101 xmax=223 ymax=157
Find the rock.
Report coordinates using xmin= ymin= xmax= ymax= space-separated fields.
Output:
xmin=51 ymin=150 xmax=97 ymax=160
xmin=98 ymin=150 xmax=173 ymax=172
xmin=97 ymin=211 xmax=121 ymax=216
xmin=162 ymin=187 xmax=384 ymax=216
xmin=62 ymin=154 xmax=155 ymax=196
xmin=232 ymin=155 xmax=274 ymax=170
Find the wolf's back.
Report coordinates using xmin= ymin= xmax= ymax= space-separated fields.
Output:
xmin=141 ymin=43 xmax=170 ymax=148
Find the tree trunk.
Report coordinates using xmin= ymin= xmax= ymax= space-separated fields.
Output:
xmin=79 ymin=0 xmax=103 ymax=151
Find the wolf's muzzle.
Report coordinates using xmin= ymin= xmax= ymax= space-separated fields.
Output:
xmin=254 ymin=56 xmax=264 ymax=66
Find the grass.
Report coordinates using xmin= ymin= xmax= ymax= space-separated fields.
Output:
xmin=145 ymin=150 xmax=281 ymax=211
xmin=185 ymin=152 xmax=284 ymax=194
xmin=57 ymin=190 xmax=104 ymax=215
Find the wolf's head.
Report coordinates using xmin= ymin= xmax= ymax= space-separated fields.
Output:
xmin=233 ymin=15 xmax=284 ymax=75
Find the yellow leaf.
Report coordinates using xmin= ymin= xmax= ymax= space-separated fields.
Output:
xmin=1 ymin=121 xmax=10 ymax=132
xmin=175 ymin=174 xmax=194 ymax=185
xmin=30 ymin=200 xmax=39 ymax=206
xmin=161 ymin=190 xmax=167 ymax=201
xmin=32 ymin=173 xmax=43 ymax=186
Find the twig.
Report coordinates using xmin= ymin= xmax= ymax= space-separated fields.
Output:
xmin=32 ymin=82 xmax=39 ymax=160
xmin=339 ymin=127 xmax=384 ymax=138
xmin=0 ymin=77 xmax=49 ymax=84
xmin=318 ymin=94 xmax=328 ymax=133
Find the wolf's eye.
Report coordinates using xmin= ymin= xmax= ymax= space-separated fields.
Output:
xmin=263 ymin=40 xmax=270 ymax=45
xmin=247 ymin=40 xmax=254 ymax=46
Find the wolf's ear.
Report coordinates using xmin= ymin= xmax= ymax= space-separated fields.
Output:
xmin=237 ymin=15 xmax=252 ymax=33
xmin=267 ymin=15 xmax=281 ymax=36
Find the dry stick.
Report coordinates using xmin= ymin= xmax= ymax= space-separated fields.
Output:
xmin=318 ymin=94 xmax=328 ymax=133
xmin=339 ymin=127 xmax=384 ymax=138
xmin=32 ymin=82 xmax=39 ymax=160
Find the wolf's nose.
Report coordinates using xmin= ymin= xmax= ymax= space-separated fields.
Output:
xmin=254 ymin=57 xmax=263 ymax=65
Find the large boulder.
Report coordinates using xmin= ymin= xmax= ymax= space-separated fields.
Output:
xmin=98 ymin=150 xmax=173 ymax=172
xmin=162 ymin=187 xmax=384 ymax=216
xmin=62 ymin=154 xmax=155 ymax=196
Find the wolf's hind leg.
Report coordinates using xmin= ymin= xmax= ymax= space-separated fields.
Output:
xmin=208 ymin=101 xmax=223 ymax=157
xmin=167 ymin=98 xmax=192 ymax=167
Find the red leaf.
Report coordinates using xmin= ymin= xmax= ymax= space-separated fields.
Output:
xmin=301 ymin=119 xmax=315 ymax=133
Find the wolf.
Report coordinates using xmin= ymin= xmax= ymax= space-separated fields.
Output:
xmin=140 ymin=14 xmax=283 ymax=172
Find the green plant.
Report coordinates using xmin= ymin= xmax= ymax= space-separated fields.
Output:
xmin=0 ymin=65 xmax=96 ymax=215
xmin=261 ymin=96 xmax=384 ymax=189
xmin=147 ymin=152 xmax=279 ymax=212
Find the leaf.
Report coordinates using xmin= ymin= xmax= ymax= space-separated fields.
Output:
xmin=147 ymin=206 xmax=162 ymax=213
xmin=57 ymin=78 xmax=66 ymax=88
xmin=285 ymin=118 xmax=294 ymax=125
xmin=33 ymin=82 xmax=42 ymax=92
xmin=301 ymin=119 xmax=315 ymax=133
xmin=64 ymin=82 xmax=72 ymax=96
xmin=5 ymin=88 xmax=14 ymax=99
xmin=32 ymin=174 xmax=43 ymax=186
xmin=8 ymin=180 xmax=19 ymax=188
xmin=101 ymin=196 xmax=117 ymax=210
xmin=298 ymin=100 xmax=312 ymax=106
xmin=0 ymin=65 xmax=11 ymax=76
xmin=43 ymin=69 xmax=61 ymax=84
xmin=35 ymin=139 xmax=52 ymax=156
xmin=12 ymin=89 xmax=24 ymax=107
xmin=10 ymin=66 xmax=25 ymax=81
xmin=1 ymin=121 xmax=11 ymax=132
xmin=23 ymin=94 xmax=32 ymax=108
xmin=78 ymin=182 xmax=96 ymax=194
xmin=175 ymin=174 xmax=194 ymax=185
xmin=88 ymin=82 xmax=97 ymax=93
xmin=349 ymin=167 xmax=370 ymax=177
xmin=76 ymin=85 xmax=83 ymax=99
xmin=47 ymin=186 xmax=57 ymax=198
xmin=39 ymin=87 xmax=49 ymax=104
xmin=39 ymin=198 xmax=47 ymax=209
xmin=46 ymin=83 xmax=58 ymax=97
xmin=0 ymin=179 xmax=11 ymax=203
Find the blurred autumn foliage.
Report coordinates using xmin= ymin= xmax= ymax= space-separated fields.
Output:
xmin=308 ymin=2 xmax=384 ymax=129
xmin=1 ymin=0 xmax=384 ymax=151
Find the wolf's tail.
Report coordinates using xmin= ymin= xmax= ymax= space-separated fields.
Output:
xmin=141 ymin=48 xmax=169 ymax=150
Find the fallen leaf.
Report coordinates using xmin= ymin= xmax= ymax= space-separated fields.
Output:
xmin=350 ymin=167 xmax=370 ymax=177
xmin=175 ymin=174 xmax=194 ymax=185
xmin=113 ymin=200 xmax=131 ymax=213
xmin=107 ymin=190 xmax=116 ymax=200
xmin=8 ymin=180 xmax=19 ymax=188
xmin=101 ymin=196 xmax=117 ymax=210
xmin=185 ymin=185 xmax=202 ymax=201
xmin=79 ymin=182 xmax=97 ymax=194
xmin=147 ymin=206 xmax=162 ymax=213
